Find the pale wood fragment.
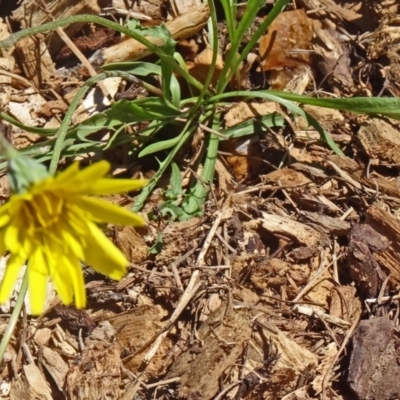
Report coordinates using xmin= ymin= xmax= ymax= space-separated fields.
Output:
xmin=0 ymin=56 xmax=14 ymax=110
xmin=245 ymin=211 xmax=326 ymax=247
xmin=327 ymin=155 xmax=400 ymax=199
xmin=329 ymin=286 xmax=360 ymax=323
xmin=224 ymin=101 xmax=280 ymax=128
xmin=109 ymin=305 xmax=166 ymax=373
xmin=10 ymin=364 xmax=53 ymax=400
xmin=33 ymin=328 xmax=52 ymax=346
xmin=170 ymin=0 xmax=203 ymax=16
xmin=261 ymin=169 xmax=313 ymax=188
xmin=41 ymin=346 xmax=69 ymax=392
xmin=91 ymin=4 xmax=209 ymax=66
xmin=14 ymin=37 xmax=56 ymax=87
xmin=365 ymin=204 xmax=400 ymax=283
xmin=312 ymin=20 xmax=353 ymax=91
xmin=300 ymin=210 xmax=351 ymax=236
xmin=357 ymin=118 xmax=400 ymax=166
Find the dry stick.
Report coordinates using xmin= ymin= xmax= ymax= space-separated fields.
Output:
xmin=214 ymin=230 xmax=236 ymax=254
xmin=233 ymin=183 xmax=313 ymax=196
xmin=377 ymin=274 xmax=391 ymax=305
xmin=366 ymin=290 xmax=400 ymax=304
xmin=168 ymin=246 xmax=198 ymax=292
xmin=0 ymin=69 xmax=38 ymax=90
xmin=21 ymin=343 xmax=34 ymax=365
xmin=214 ymin=381 xmax=241 ymax=400
xmin=196 ymin=208 xmax=230 ymax=267
xmin=326 ymin=160 xmax=362 ymax=189
xmin=145 ymin=377 xmax=181 ymax=389
xmin=321 ymin=312 xmax=361 ymax=400
xmin=35 ymin=0 xmax=112 ymax=99
xmin=332 ymin=238 xmax=339 ymax=284
xmin=143 ymin=270 xmax=201 ymax=364
xmin=54 ymin=28 xmax=111 ymax=99
xmin=328 ymin=161 xmax=400 ymax=203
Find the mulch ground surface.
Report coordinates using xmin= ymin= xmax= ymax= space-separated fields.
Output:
xmin=1 ymin=1 xmax=400 ymax=399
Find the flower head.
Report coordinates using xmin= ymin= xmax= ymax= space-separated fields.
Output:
xmin=0 ymin=161 xmax=148 ymax=315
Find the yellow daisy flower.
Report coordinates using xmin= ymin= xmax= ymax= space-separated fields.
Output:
xmin=0 ymin=161 xmax=148 ymax=315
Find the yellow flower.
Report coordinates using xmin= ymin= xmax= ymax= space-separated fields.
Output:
xmin=0 ymin=161 xmax=148 ymax=315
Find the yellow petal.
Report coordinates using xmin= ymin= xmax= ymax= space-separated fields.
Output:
xmin=0 ymin=229 xmax=7 ymax=256
xmin=54 ymin=220 xmax=84 ymax=259
xmin=65 ymin=207 xmax=90 ymax=237
xmin=86 ymin=179 xmax=148 ymax=195
xmin=28 ymin=249 xmax=48 ymax=315
xmin=67 ymin=161 xmax=110 ymax=186
xmin=49 ymin=162 xmax=111 ymax=195
xmin=0 ymin=202 xmax=12 ymax=228
xmin=0 ymin=255 xmax=24 ymax=304
xmin=54 ymin=162 xmax=80 ymax=184
xmin=0 ymin=213 xmax=10 ymax=228
xmin=75 ymin=196 xmax=146 ymax=226
xmin=42 ymin=239 xmax=74 ymax=306
xmin=83 ymin=222 xmax=127 ymax=280
xmin=5 ymin=211 xmax=33 ymax=258
xmin=4 ymin=215 xmax=23 ymax=254
xmin=63 ymin=253 xmax=86 ymax=309
xmin=50 ymin=265 xmax=73 ymax=307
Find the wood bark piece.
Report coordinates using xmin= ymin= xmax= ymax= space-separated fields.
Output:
xmin=252 ymin=315 xmax=318 ymax=398
xmin=246 ymin=211 xmax=327 ymax=247
xmin=347 ymin=317 xmax=400 ymax=400
xmin=41 ymin=346 xmax=69 ymax=392
xmin=365 ymin=204 xmax=400 ymax=283
xmin=261 ymin=169 xmax=313 ymax=187
xmin=109 ymin=305 xmax=168 ymax=374
xmin=259 ymin=9 xmax=313 ymax=90
xmin=166 ymin=305 xmax=252 ymax=400
xmin=91 ymin=3 xmax=210 ymax=66
xmin=15 ymin=37 xmax=56 ymax=87
xmin=10 ymin=363 xmax=53 ymax=400
xmin=327 ymin=155 xmax=400 ymax=199
xmin=224 ymin=101 xmax=280 ymax=128
xmin=357 ymin=118 xmax=400 ymax=166
xmin=297 ymin=0 xmax=362 ymax=23
xmin=300 ymin=210 xmax=351 ymax=236
xmin=0 ymin=19 xmax=15 ymax=108
xmin=348 ymin=224 xmax=390 ymax=298
xmin=170 ymin=0 xmax=203 ymax=16
xmin=65 ymin=341 xmax=122 ymax=400
xmin=312 ymin=21 xmax=353 ymax=92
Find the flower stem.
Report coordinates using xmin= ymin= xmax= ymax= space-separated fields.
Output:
xmin=0 ymin=269 xmax=28 ymax=363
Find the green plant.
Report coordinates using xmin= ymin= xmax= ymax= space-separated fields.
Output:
xmin=1 ymin=0 xmax=400 ymax=222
